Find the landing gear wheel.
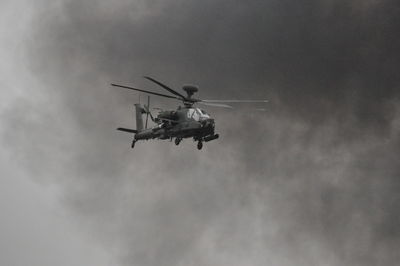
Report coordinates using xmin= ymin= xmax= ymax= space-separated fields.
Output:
xmin=131 ymin=140 xmax=136 ymax=149
xmin=175 ymin=138 xmax=181 ymax=145
xmin=197 ymin=141 xmax=203 ymax=150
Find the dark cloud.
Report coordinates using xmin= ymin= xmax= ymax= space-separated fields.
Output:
xmin=2 ymin=0 xmax=400 ymax=265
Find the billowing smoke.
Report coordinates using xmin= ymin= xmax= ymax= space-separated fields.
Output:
xmin=2 ymin=0 xmax=400 ymax=265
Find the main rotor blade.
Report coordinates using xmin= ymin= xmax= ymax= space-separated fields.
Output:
xmin=143 ymin=76 xmax=187 ymax=99
xmin=111 ymin=83 xmax=181 ymax=100
xmin=201 ymin=99 xmax=268 ymax=103
xmin=198 ymin=102 xmax=233 ymax=108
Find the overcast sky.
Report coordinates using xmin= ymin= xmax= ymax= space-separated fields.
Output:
xmin=1 ymin=1 xmax=400 ymax=266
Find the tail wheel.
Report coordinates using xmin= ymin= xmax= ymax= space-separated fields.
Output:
xmin=175 ymin=138 xmax=181 ymax=145
xmin=131 ymin=140 xmax=136 ymax=149
xmin=197 ymin=141 xmax=203 ymax=150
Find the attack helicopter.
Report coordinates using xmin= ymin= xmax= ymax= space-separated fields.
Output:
xmin=113 ymin=76 xmax=267 ymax=150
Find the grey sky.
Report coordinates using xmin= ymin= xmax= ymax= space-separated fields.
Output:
xmin=1 ymin=1 xmax=400 ymax=265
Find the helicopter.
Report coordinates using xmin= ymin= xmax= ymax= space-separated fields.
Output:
xmin=112 ymin=76 xmax=267 ymax=150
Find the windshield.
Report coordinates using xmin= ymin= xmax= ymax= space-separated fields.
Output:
xmin=196 ymin=108 xmax=210 ymax=118
xmin=199 ymin=109 xmax=208 ymax=115
xmin=187 ymin=108 xmax=210 ymax=121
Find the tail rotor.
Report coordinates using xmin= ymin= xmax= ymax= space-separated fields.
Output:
xmin=144 ymin=96 xmax=150 ymax=129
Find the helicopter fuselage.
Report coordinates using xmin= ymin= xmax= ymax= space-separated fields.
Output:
xmin=135 ymin=106 xmax=217 ymax=142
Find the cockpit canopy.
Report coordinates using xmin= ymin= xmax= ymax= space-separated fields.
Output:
xmin=187 ymin=108 xmax=210 ymax=121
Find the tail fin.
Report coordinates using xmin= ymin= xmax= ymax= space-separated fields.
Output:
xmin=134 ymin=104 xmax=144 ymax=131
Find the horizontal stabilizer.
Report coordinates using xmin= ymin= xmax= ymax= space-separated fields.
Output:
xmin=117 ymin=128 xmax=138 ymax=134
